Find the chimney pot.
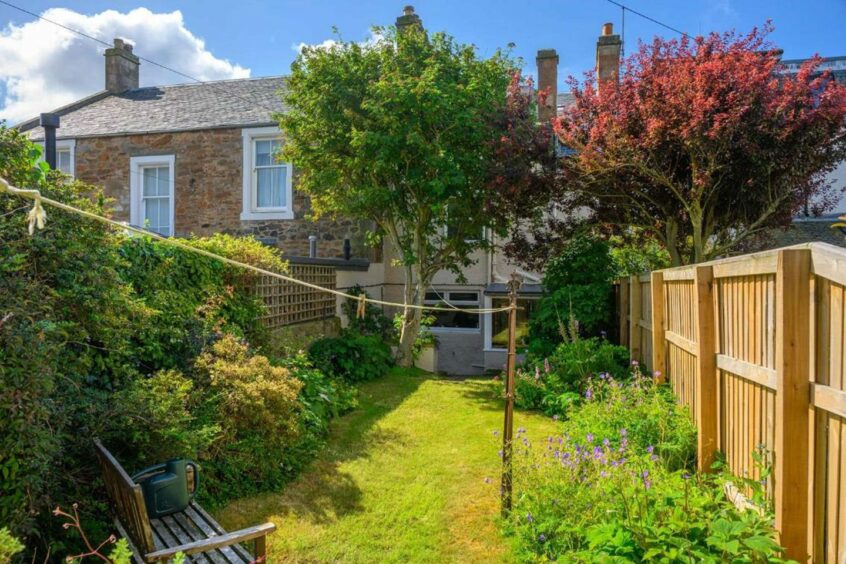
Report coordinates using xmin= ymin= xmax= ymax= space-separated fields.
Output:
xmin=536 ymin=48 xmax=559 ymax=124
xmin=396 ymin=5 xmax=423 ymax=30
xmin=105 ymin=37 xmax=140 ymax=93
xmin=596 ymin=24 xmax=622 ymax=92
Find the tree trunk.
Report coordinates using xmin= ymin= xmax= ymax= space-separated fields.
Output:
xmin=396 ymin=265 xmax=430 ymax=367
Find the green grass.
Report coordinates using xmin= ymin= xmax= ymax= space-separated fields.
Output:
xmin=215 ymin=367 xmax=559 ymax=563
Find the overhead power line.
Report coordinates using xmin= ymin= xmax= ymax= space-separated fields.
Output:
xmin=603 ymin=0 xmax=691 ymax=39
xmin=0 ymin=0 xmax=281 ymax=114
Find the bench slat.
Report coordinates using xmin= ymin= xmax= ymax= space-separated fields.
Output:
xmin=187 ymin=504 xmax=253 ymax=562
xmin=160 ymin=515 xmax=217 ymax=564
xmin=171 ymin=512 xmax=236 ymax=564
xmin=183 ymin=506 xmax=250 ymax=563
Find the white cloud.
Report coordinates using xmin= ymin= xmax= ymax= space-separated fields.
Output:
xmin=292 ymin=30 xmax=387 ymax=56
xmin=0 ymin=7 xmax=250 ymax=124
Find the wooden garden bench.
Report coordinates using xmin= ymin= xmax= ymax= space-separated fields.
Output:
xmin=94 ymin=439 xmax=275 ymax=563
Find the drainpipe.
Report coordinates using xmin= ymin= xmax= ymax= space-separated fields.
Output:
xmin=308 ymin=235 xmax=318 ymax=258
xmin=40 ymin=113 xmax=60 ymax=169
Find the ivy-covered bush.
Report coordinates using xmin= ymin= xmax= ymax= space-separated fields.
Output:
xmin=308 ymin=332 xmax=394 ymax=383
xmin=505 ymin=369 xmax=785 ymax=561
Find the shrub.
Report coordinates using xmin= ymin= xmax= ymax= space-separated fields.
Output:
xmin=505 ymin=370 xmax=784 ymax=561
xmin=308 ymin=333 xmax=394 ymax=383
xmin=528 ymin=235 xmax=617 ymax=357
xmin=110 ymin=370 xmax=219 ymax=467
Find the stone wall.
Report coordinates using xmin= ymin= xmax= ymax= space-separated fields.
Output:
xmin=73 ymin=128 xmax=369 ymax=257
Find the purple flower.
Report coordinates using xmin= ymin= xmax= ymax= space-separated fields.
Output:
xmin=600 ymin=471 xmax=608 ymax=478
xmin=586 ymin=433 xmax=594 ymax=443
xmin=603 ymin=438 xmax=611 ymax=448
xmin=538 ymin=533 xmax=546 ymax=542
xmin=599 ymin=372 xmax=607 ymax=380
xmin=641 ymin=470 xmax=649 ymax=479
xmin=653 ymin=370 xmax=662 ymax=378
xmin=643 ymin=479 xmax=652 ymax=490
xmin=584 ymin=389 xmax=593 ymax=400
xmin=646 ymin=445 xmax=654 ymax=454
xmin=620 ymin=428 xmax=627 ymax=437
xmin=631 ymin=359 xmax=639 ymax=366
xmin=682 ymin=473 xmax=690 ymax=480
xmin=526 ymin=512 xmax=533 ymax=522
xmin=493 ymin=430 xmax=499 ymax=436
xmin=498 ymin=450 xmax=503 ymax=458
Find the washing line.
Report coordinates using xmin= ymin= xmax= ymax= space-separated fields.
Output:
xmin=0 ymin=177 xmax=515 ymax=315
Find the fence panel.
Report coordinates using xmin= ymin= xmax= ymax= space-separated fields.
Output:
xmin=252 ymin=263 xmax=336 ymax=329
xmin=615 ymin=242 xmax=846 ymax=562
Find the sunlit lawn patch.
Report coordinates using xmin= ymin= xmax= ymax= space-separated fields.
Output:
xmin=216 ymin=367 xmax=558 ymax=562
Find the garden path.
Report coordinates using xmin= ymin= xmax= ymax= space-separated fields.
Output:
xmin=216 ymin=367 xmax=558 ymax=563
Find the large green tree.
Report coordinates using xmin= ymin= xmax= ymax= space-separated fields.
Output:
xmin=279 ymin=23 xmax=517 ymax=364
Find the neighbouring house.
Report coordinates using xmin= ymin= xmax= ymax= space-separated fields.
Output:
xmin=15 ymin=8 xmax=623 ymax=374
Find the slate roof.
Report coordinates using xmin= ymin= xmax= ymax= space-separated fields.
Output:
xmin=18 ymin=76 xmax=288 ymax=140
xmin=556 ymin=91 xmax=576 ymax=109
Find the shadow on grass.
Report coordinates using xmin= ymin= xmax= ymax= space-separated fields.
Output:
xmin=221 ymin=368 xmax=428 ymax=526
xmin=449 ymin=376 xmax=505 ymax=413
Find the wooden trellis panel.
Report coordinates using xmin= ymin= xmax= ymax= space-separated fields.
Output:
xmin=252 ymin=264 xmax=336 ymax=329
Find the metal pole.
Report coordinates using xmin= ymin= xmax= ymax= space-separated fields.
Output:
xmin=501 ymin=271 xmax=521 ymax=516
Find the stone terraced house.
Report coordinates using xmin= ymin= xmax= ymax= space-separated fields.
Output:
xmin=17 ymin=10 xmax=625 ymax=374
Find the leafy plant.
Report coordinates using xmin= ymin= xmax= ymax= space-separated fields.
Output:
xmin=308 ymin=333 xmax=394 ymax=383
xmin=505 ymin=368 xmax=787 ymax=562
xmin=0 ymin=527 xmax=24 ymax=562
xmin=527 ymin=235 xmax=616 ymax=356
xmin=514 ymin=335 xmax=629 ymax=415
xmin=341 ymin=285 xmax=396 ymax=341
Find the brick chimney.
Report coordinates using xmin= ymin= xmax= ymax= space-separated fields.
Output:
xmin=596 ymin=23 xmax=621 ymax=91
xmin=396 ymin=5 xmax=423 ymax=31
xmin=536 ymin=49 xmax=559 ymax=124
xmin=105 ymin=38 xmax=140 ymax=93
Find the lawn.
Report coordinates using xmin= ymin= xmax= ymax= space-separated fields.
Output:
xmin=215 ymin=367 xmax=558 ymax=563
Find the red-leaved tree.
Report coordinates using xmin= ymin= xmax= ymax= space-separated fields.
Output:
xmin=513 ymin=24 xmax=846 ymax=267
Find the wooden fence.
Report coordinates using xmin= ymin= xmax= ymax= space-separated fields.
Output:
xmin=252 ymin=263 xmax=337 ymax=329
xmin=616 ymin=242 xmax=846 ymax=562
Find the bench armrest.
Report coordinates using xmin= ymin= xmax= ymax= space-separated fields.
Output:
xmin=144 ymin=522 xmax=276 ymax=561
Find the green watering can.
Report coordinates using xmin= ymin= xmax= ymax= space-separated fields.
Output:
xmin=132 ymin=459 xmax=199 ymax=519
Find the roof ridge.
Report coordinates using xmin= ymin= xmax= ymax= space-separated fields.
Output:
xmin=124 ymin=75 xmax=288 ymax=92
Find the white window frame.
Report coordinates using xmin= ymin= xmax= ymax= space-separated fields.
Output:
xmin=241 ymin=126 xmax=294 ymax=220
xmin=424 ymin=289 xmax=482 ymax=333
xmin=129 ymin=154 xmax=175 ymax=236
xmin=38 ymin=139 xmax=75 ymax=177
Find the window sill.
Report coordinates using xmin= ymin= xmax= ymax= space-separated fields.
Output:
xmin=240 ymin=210 xmax=294 ymax=221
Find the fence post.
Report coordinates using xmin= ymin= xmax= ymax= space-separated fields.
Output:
xmin=774 ymin=248 xmax=811 ymax=560
xmin=651 ymin=271 xmax=665 ymax=383
xmin=629 ymin=275 xmax=642 ymax=363
xmin=618 ymin=278 xmax=630 ymax=348
xmin=694 ymin=265 xmax=717 ymax=472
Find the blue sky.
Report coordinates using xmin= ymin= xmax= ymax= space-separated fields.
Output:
xmin=1 ymin=1 xmax=846 ymax=122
